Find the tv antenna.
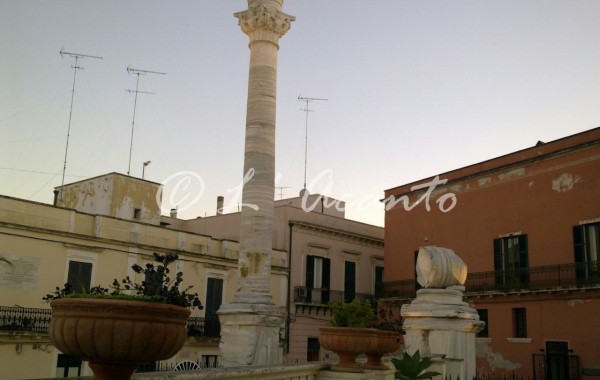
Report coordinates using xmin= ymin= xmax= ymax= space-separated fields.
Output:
xmin=58 ymin=49 xmax=102 ymax=196
xmin=126 ymin=66 xmax=166 ymax=176
xmin=298 ymin=95 xmax=327 ymax=196
xmin=276 ymin=186 xmax=291 ymax=200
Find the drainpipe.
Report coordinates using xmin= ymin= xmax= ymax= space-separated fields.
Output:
xmin=286 ymin=221 xmax=294 ymax=354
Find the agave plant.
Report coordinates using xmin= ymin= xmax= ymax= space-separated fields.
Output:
xmin=391 ymin=350 xmax=441 ymax=380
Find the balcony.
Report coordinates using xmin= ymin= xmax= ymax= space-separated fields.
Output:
xmin=0 ymin=305 xmax=220 ymax=339
xmin=0 ymin=305 xmax=51 ymax=335
xmin=378 ymin=261 xmax=600 ymax=299
xmin=293 ymin=286 xmax=375 ymax=305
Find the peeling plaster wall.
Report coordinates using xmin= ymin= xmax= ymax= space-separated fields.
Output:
xmin=112 ymin=175 xmax=162 ymax=225
xmin=476 ymin=340 xmax=522 ymax=372
xmin=57 ymin=175 xmax=114 ymax=216
xmin=56 ymin=173 xmax=162 ymax=225
xmin=384 ymin=129 xmax=600 ymax=377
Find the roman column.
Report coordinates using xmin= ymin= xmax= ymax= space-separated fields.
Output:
xmin=218 ymin=0 xmax=294 ymax=367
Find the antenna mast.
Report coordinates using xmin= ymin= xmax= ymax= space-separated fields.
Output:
xmin=126 ymin=66 xmax=166 ymax=176
xmin=298 ymin=95 xmax=327 ymax=195
xmin=59 ymin=49 xmax=102 ymax=195
xmin=276 ymin=186 xmax=291 ymax=200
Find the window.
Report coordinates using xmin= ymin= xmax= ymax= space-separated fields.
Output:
xmin=307 ymin=337 xmax=320 ymax=362
xmin=305 ymin=255 xmax=330 ymax=304
xmin=573 ymin=223 xmax=600 ymax=283
xmin=494 ymin=235 xmax=529 ymax=289
xmin=205 ymin=278 xmax=223 ymax=336
xmin=56 ymin=354 xmax=81 ymax=377
xmin=513 ymin=308 xmax=527 ymax=338
xmin=374 ymin=266 xmax=384 ymax=297
xmin=344 ymin=261 xmax=356 ymax=302
xmin=477 ymin=309 xmax=489 ymax=337
xmin=133 ymin=208 xmax=142 ymax=219
xmin=67 ymin=261 xmax=92 ymax=293
xmin=201 ymin=355 xmax=219 ymax=368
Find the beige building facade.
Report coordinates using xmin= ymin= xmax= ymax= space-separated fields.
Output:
xmin=165 ymin=193 xmax=385 ymax=363
xmin=0 ymin=173 xmax=383 ymax=378
xmin=0 ymin=173 xmax=287 ymax=380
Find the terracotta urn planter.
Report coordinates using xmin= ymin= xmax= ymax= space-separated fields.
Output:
xmin=364 ymin=330 xmax=404 ymax=370
xmin=319 ymin=326 xmax=379 ymax=373
xmin=49 ymin=298 xmax=190 ymax=380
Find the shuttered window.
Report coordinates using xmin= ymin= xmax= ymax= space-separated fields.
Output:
xmin=305 ymin=255 xmax=330 ymax=304
xmin=67 ymin=261 xmax=92 ymax=293
xmin=344 ymin=261 xmax=356 ymax=302
xmin=493 ymin=235 xmax=529 ymax=288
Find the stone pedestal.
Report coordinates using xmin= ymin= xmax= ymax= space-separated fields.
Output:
xmin=316 ymin=368 xmax=395 ymax=380
xmin=401 ymin=286 xmax=484 ymax=380
xmin=219 ymin=303 xmax=287 ymax=367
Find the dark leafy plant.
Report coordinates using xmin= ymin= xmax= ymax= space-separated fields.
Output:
xmin=369 ymin=306 xmax=404 ymax=331
xmin=43 ymin=252 xmax=203 ymax=309
xmin=392 ymin=350 xmax=441 ymax=380
xmin=329 ymin=298 xmax=375 ymax=328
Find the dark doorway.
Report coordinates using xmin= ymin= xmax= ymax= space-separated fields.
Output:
xmin=307 ymin=337 xmax=320 ymax=362
xmin=546 ymin=341 xmax=570 ymax=380
xmin=205 ymin=278 xmax=223 ymax=336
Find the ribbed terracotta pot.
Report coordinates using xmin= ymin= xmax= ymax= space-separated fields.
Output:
xmin=319 ymin=326 xmax=379 ymax=373
xmin=49 ymin=298 xmax=190 ymax=380
xmin=364 ymin=330 xmax=403 ymax=370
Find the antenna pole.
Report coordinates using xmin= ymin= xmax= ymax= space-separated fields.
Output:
xmin=126 ymin=67 xmax=166 ymax=176
xmin=298 ymin=95 xmax=327 ymax=194
xmin=59 ymin=49 xmax=102 ymax=197
xmin=276 ymin=186 xmax=291 ymax=200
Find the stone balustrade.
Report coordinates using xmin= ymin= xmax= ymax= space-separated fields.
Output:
xmin=34 ymin=362 xmax=398 ymax=380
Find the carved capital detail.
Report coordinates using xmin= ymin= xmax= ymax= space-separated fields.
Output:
xmin=235 ymin=3 xmax=295 ymax=43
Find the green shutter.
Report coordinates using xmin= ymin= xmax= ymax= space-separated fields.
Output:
xmin=305 ymin=256 xmax=314 ymax=288
xmin=573 ymin=225 xmax=584 ymax=263
xmin=322 ymin=258 xmax=331 ymax=289
xmin=67 ymin=261 xmax=92 ymax=293
xmin=344 ymin=261 xmax=356 ymax=302
xmin=518 ymin=235 xmax=529 ymax=269
xmin=493 ymin=239 xmax=503 ymax=271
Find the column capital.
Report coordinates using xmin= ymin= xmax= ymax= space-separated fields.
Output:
xmin=235 ymin=2 xmax=295 ymax=44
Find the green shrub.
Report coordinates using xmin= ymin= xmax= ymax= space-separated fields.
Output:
xmin=329 ymin=298 xmax=375 ymax=328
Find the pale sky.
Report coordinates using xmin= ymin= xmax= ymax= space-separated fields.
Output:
xmin=2 ymin=1 xmax=599 ymax=227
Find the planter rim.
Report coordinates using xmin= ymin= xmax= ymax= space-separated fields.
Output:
xmin=50 ymin=297 xmax=190 ymax=321
xmin=319 ymin=326 xmax=379 ymax=333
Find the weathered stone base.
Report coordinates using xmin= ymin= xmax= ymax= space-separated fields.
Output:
xmin=218 ymin=302 xmax=286 ymax=367
xmin=316 ymin=368 xmax=395 ymax=380
xmin=401 ymin=286 xmax=484 ymax=380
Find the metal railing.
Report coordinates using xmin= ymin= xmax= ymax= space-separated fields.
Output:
xmin=0 ymin=305 xmax=221 ymax=338
xmin=187 ymin=317 xmax=220 ymax=338
xmin=378 ymin=261 xmax=600 ymax=299
xmin=293 ymin=286 xmax=375 ymax=306
xmin=0 ymin=306 xmax=52 ymax=333
xmin=533 ymin=353 xmax=579 ymax=380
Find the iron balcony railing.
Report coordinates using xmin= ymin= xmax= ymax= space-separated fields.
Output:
xmin=187 ymin=316 xmax=221 ymax=338
xmin=0 ymin=305 xmax=221 ymax=338
xmin=533 ymin=353 xmax=579 ymax=380
xmin=378 ymin=261 xmax=600 ymax=299
xmin=0 ymin=306 xmax=52 ymax=334
xmin=293 ymin=286 xmax=375 ymax=306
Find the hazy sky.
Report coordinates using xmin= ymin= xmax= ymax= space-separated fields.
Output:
xmin=2 ymin=1 xmax=599 ymax=227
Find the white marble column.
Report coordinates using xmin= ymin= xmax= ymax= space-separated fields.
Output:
xmin=218 ymin=0 xmax=294 ymax=367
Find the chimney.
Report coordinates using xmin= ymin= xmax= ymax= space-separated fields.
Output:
xmin=53 ymin=190 xmax=59 ymax=206
xmin=217 ymin=196 xmax=224 ymax=215
xmin=170 ymin=208 xmax=178 ymax=218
